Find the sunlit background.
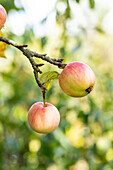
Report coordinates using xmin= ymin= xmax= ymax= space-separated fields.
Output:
xmin=6 ymin=0 xmax=113 ymax=36
xmin=0 ymin=0 xmax=113 ymax=169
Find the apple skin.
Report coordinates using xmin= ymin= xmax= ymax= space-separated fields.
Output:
xmin=0 ymin=4 xmax=7 ymax=29
xmin=59 ymin=62 xmax=95 ymax=97
xmin=28 ymin=102 xmax=60 ymax=134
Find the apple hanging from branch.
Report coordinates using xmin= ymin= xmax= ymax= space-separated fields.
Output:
xmin=27 ymin=102 xmax=60 ymax=134
xmin=59 ymin=62 xmax=95 ymax=97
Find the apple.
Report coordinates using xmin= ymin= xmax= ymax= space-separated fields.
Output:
xmin=0 ymin=4 xmax=7 ymax=29
xmin=28 ymin=102 xmax=60 ymax=134
xmin=59 ymin=62 xmax=95 ymax=97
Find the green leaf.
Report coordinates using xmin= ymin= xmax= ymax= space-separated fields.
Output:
xmin=60 ymin=47 xmax=65 ymax=58
xmin=75 ymin=0 xmax=80 ymax=3
xmin=89 ymin=0 xmax=95 ymax=8
xmin=40 ymin=71 xmax=60 ymax=91
xmin=95 ymin=27 xmax=104 ymax=33
xmin=40 ymin=36 xmax=48 ymax=49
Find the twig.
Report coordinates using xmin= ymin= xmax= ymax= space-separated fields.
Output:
xmin=42 ymin=90 xmax=46 ymax=107
xmin=32 ymin=52 xmax=66 ymax=68
xmin=0 ymin=36 xmax=66 ymax=91
xmin=0 ymin=36 xmax=28 ymax=47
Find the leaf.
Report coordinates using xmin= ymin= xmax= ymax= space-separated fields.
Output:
xmin=41 ymin=17 xmax=47 ymax=24
xmin=60 ymin=47 xmax=65 ymax=58
xmin=0 ymin=30 xmax=6 ymax=58
xmin=40 ymin=36 xmax=47 ymax=49
xmin=75 ymin=0 xmax=80 ymax=3
xmin=40 ymin=71 xmax=60 ymax=91
xmin=89 ymin=0 xmax=95 ymax=8
xmin=95 ymin=27 xmax=104 ymax=33
xmin=65 ymin=5 xmax=71 ymax=19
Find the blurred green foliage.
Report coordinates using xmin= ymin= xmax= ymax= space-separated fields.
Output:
xmin=0 ymin=0 xmax=113 ymax=170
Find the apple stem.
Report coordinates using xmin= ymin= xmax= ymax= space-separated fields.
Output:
xmin=42 ymin=91 xmax=46 ymax=107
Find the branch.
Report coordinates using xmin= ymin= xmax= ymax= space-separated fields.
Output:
xmin=0 ymin=36 xmax=28 ymax=48
xmin=0 ymin=36 xmax=66 ymax=92
xmin=0 ymin=36 xmax=66 ymax=68
xmin=33 ymin=53 xmax=66 ymax=69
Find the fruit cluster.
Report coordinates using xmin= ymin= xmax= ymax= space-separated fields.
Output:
xmin=0 ymin=5 xmax=95 ymax=134
xmin=28 ymin=62 xmax=95 ymax=134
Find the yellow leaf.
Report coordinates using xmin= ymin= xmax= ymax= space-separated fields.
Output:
xmin=0 ymin=30 xmax=6 ymax=58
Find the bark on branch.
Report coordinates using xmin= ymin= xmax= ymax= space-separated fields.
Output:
xmin=0 ymin=36 xmax=66 ymax=92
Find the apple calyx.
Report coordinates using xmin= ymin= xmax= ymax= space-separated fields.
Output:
xmin=85 ymin=86 xmax=93 ymax=93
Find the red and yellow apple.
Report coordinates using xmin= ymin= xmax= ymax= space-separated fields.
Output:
xmin=0 ymin=4 xmax=7 ymax=29
xmin=28 ymin=102 xmax=60 ymax=134
xmin=59 ymin=62 xmax=95 ymax=97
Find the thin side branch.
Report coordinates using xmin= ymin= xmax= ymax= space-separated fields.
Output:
xmin=0 ymin=36 xmax=66 ymax=68
xmin=0 ymin=36 xmax=66 ymax=91
xmin=33 ymin=52 xmax=66 ymax=68
xmin=0 ymin=36 xmax=28 ymax=47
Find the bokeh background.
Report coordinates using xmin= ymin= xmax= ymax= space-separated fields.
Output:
xmin=0 ymin=0 xmax=113 ymax=169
